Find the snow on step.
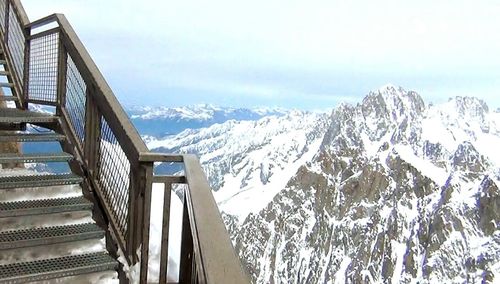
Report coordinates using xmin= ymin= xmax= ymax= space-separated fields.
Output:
xmin=0 ymin=252 xmax=117 ymax=283
xmin=0 ymin=168 xmax=119 ymax=283
xmin=0 ymin=223 xmax=104 ymax=250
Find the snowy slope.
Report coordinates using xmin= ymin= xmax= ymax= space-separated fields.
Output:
xmin=421 ymin=97 xmax=500 ymax=168
xmin=146 ymin=110 xmax=329 ymax=222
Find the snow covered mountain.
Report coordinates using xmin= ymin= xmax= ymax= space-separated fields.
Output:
xmin=129 ymin=104 xmax=287 ymax=121
xmin=128 ymin=104 xmax=288 ymax=136
xmin=228 ymin=85 xmax=500 ymax=283
xmin=146 ymin=85 xmax=500 ymax=283
xmin=147 ymin=110 xmax=329 ymax=221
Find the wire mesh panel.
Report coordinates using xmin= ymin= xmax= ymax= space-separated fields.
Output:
xmin=7 ymin=7 xmax=25 ymax=83
xmin=65 ymin=55 xmax=86 ymax=143
xmin=28 ymin=32 xmax=59 ymax=103
xmin=97 ymin=118 xmax=131 ymax=241
xmin=0 ymin=0 xmax=6 ymax=33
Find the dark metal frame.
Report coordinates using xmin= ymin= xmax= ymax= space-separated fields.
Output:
xmin=0 ymin=1 xmax=248 ymax=283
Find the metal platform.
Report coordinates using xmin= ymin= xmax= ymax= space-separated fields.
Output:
xmin=0 ymin=173 xmax=82 ymax=189
xmin=0 ymin=132 xmax=65 ymax=142
xmin=0 ymin=152 xmax=74 ymax=163
xmin=0 ymin=252 xmax=117 ymax=283
xmin=0 ymin=223 xmax=104 ymax=250
xmin=0 ymin=196 xmax=93 ymax=218
xmin=0 ymin=108 xmax=57 ymax=123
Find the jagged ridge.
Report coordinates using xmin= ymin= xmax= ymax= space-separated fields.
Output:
xmin=227 ymin=85 xmax=500 ymax=283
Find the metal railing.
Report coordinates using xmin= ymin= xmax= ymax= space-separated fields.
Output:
xmin=0 ymin=0 xmax=248 ymax=283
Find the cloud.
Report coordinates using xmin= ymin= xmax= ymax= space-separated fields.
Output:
xmin=21 ymin=0 xmax=500 ymax=109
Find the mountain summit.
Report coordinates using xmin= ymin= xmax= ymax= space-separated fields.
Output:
xmin=224 ymin=86 xmax=500 ymax=283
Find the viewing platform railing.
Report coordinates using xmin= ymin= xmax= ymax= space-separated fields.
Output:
xmin=0 ymin=0 xmax=247 ymax=282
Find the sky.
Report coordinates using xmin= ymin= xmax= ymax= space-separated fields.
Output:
xmin=22 ymin=0 xmax=500 ymax=110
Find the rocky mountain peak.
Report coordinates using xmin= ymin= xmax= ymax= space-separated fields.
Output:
xmin=446 ymin=96 xmax=489 ymax=124
xmin=321 ymin=85 xmax=426 ymax=152
xmin=363 ymin=84 xmax=425 ymax=123
xmin=361 ymin=85 xmax=425 ymax=144
xmin=451 ymin=141 xmax=488 ymax=173
xmin=426 ymin=96 xmax=493 ymax=136
xmin=320 ymin=102 xmax=360 ymax=153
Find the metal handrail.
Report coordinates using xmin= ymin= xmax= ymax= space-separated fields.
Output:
xmin=55 ymin=13 xmax=149 ymax=162
xmin=0 ymin=0 xmax=28 ymax=109
xmin=9 ymin=0 xmax=28 ymax=26
xmin=138 ymin=154 xmax=249 ymax=283
xmin=25 ymin=13 xmax=57 ymax=29
xmin=0 ymin=0 xmax=248 ymax=283
xmin=182 ymin=154 xmax=249 ymax=283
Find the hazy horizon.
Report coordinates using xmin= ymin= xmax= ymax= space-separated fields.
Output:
xmin=123 ymin=84 xmax=500 ymax=113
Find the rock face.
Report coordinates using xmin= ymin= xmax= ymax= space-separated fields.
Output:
xmin=227 ymin=85 xmax=500 ymax=283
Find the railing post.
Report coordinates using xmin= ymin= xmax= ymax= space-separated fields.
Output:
xmin=21 ymin=24 xmax=30 ymax=109
xmin=158 ymin=181 xmax=172 ymax=284
xmin=128 ymin=166 xmax=141 ymax=264
xmin=56 ymin=32 xmax=67 ymax=114
xmin=4 ymin=0 xmax=9 ymax=45
xmin=179 ymin=189 xmax=194 ymax=283
xmin=135 ymin=162 xmax=153 ymax=283
xmin=83 ymin=87 xmax=100 ymax=175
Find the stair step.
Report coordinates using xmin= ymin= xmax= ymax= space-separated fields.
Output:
xmin=0 ymin=108 xmax=57 ymax=124
xmin=0 ymin=223 xmax=104 ymax=250
xmin=0 ymin=96 xmax=17 ymax=101
xmin=0 ymin=152 xmax=74 ymax=163
xmin=0 ymin=70 xmax=9 ymax=76
xmin=0 ymin=173 xmax=82 ymax=189
xmin=0 ymin=196 xmax=92 ymax=218
xmin=0 ymin=82 xmax=13 ymax=88
xmin=0 ymin=252 xmax=117 ymax=283
xmin=0 ymin=132 xmax=65 ymax=142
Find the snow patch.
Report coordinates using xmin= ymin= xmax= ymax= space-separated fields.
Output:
xmin=334 ymin=256 xmax=351 ymax=284
xmin=394 ymin=145 xmax=449 ymax=186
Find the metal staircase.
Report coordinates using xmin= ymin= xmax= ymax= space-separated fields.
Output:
xmin=0 ymin=0 xmax=248 ymax=283
xmin=0 ymin=106 xmax=119 ymax=282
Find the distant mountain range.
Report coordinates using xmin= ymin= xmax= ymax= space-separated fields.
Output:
xmin=127 ymin=104 xmax=289 ymax=136
xmin=22 ymin=104 xmax=291 ymax=173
